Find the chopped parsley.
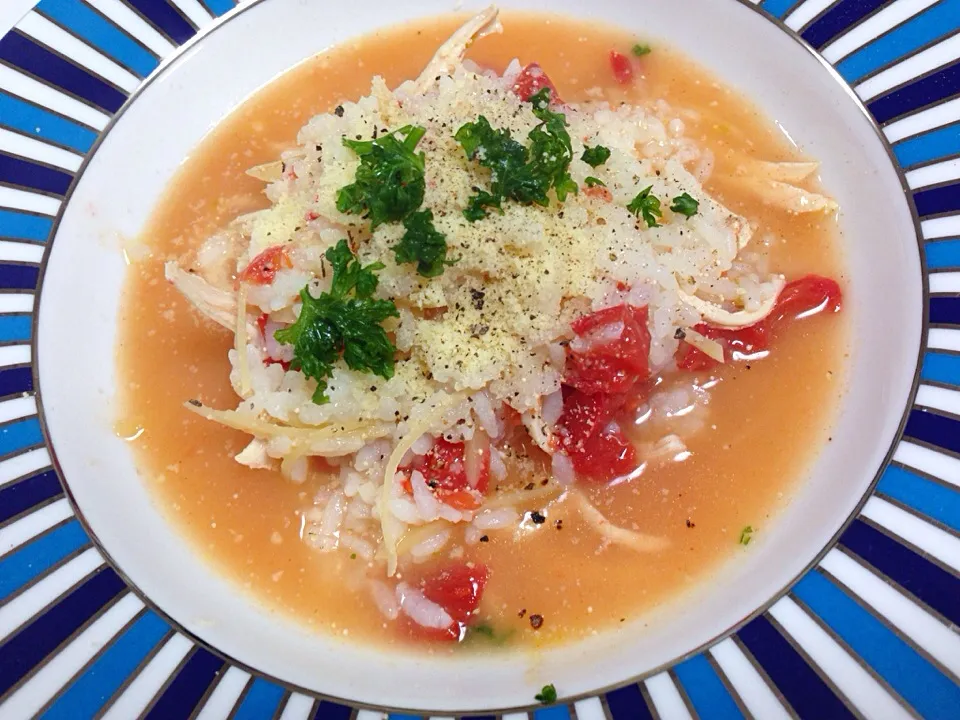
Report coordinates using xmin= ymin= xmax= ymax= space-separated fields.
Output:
xmin=739 ymin=525 xmax=754 ymax=545
xmin=336 ymin=125 xmax=427 ymax=229
xmin=393 ymin=209 xmax=455 ymax=278
xmin=627 ymin=185 xmax=663 ymax=228
xmin=632 ymin=43 xmax=652 ymax=57
xmin=275 ymin=240 xmax=399 ymax=404
xmin=455 ymin=87 xmax=577 ymax=221
xmin=535 ymin=684 xmax=558 ymax=705
xmin=584 ymin=176 xmax=606 ymax=188
xmin=671 ymin=192 xmax=700 ymax=218
xmin=581 ymin=144 xmax=611 ymax=167
xmin=465 ymin=622 xmax=513 ymax=645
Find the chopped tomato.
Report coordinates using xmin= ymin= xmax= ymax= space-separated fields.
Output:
xmin=583 ymin=184 xmax=613 ymax=202
xmin=237 ymin=246 xmax=292 ymax=286
xmin=405 ymin=563 xmax=489 ymax=642
xmin=568 ymin=424 xmax=637 ymax=480
xmin=556 ymin=388 xmax=638 ymax=482
xmin=399 ymin=438 xmax=488 ymax=508
xmin=609 ymin=50 xmax=634 ymax=84
xmin=512 ymin=63 xmax=562 ymax=103
xmin=772 ymin=274 xmax=842 ymax=324
xmin=565 ymin=305 xmax=651 ymax=395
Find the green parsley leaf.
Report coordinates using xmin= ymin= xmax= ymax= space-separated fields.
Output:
xmin=535 ymin=684 xmax=558 ymax=705
xmin=527 ymin=88 xmax=578 ymax=202
xmin=671 ymin=192 xmax=699 ymax=218
xmin=584 ymin=176 xmax=606 ymax=188
xmin=627 ymin=185 xmax=663 ymax=228
xmin=581 ymin=145 xmax=611 ymax=168
xmin=275 ymin=240 xmax=399 ymax=404
xmin=336 ymin=125 xmax=427 ymax=229
xmin=739 ymin=525 xmax=754 ymax=545
xmin=632 ymin=43 xmax=651 ymax=57
xmin=393 ymin=209 xmax=455 ymax=278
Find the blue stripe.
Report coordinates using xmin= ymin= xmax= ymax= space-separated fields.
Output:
xmin=0 ymin=91 xmax=96 ymax=152
xmin=894 ymin=122 xmax=960 ymax=169
xmin=200 ymin=0 xmax=235 ymax=17
xmin=925 ymin=238 xmax=960 ymax=269
xmin=0 ymin=367 xmax=34 ymax=396
xmin=0 ymin=469 xmax=61 ymax=525
xmin=673 ymin=654 xmax=744 ymax=719
xmin=233 ymin=678 xmax=286 ymax=720
xmin=930 ymin=296 xmax=960 ymax=325
xmin=737 ymin=614 xmax=853 ymax=718
xmin=315 ymin=701 xmax=353 ymax=720
xmin=124 ymin=0 xmax=196 ymax=45
xmin=904 ymin=408 xmax=960 ymax=454
xmin=878 ymin=465 xmax=960 ymax=532
xmin=387 ymin=715 xmax=421 ymax=720
xmin=840 ymin=518 xmax=960 ymax=625
xmin=921 ymin=350 xmax=960 ymax=384
xmin=795 ymin=570 xmax=960 ymax=717
xmin=0 ymin=152 xmax=72 ymax=196
xmin=0 ymin=314 xmax=32 ymax=342
xmin=605 ymin=683 xmax=654 ymax=720
xmin=914 ymin=181 xmax=960 ymax=217
xmin=0 ymin=208 xmax=52 ymax=242
xmin=837 ymin=0 xmax=960 ymax=85
xmin=0 ymin=31 xmax=126 ymax=114
xmin=0 ymin=263 xmax=40 ymax=289
xmin=759 ymin=0 xmax=797 ymax=19
xmin=0 ymin=567 xmax=125 ymax=697
xmin=0 ymin=519 xmax=88 ymax=601
xmin=40 ymin=610 xmax=170 ymax=720
xmin=143 ymin=647 xmax=224 ymax=718
xmin=801 ymin=0 xmax=885 ymax=50
xmin=35 ymin=0 xmax=159 ymax=77
xmin=0 ymin=417 xmax=44 ymax=456
xmin=868 ymin=61 xmax=960 ymax=125
xmin=533 ymin=706 xmax=570 ymax=720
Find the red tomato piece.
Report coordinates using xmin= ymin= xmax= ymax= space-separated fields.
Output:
xmin=772 ymin=275 xmax=842 ymax=324
xmin=399 ymin=439 xmax=488 ymax=508
xmin=237 ymin=246 xmax=292 ymax=286
xmin=676 ymin=342 xmax=718 ymax=372
xmin=565 ymin=305 xmax=651 ymax=395
xmin=512 ymin=63 xmax=562 ymax=103
xmin=609 ymin=50 xmax=634 ymax=84
xmin=567 ymin=424 xmax=637 ymax=480
xmin=555 ymin=388 xmax=638 ymax=482
xmin=583 ymin=184 xmax=613 ymax=202
xmin=422 ymin=563 xmax=489 ymax=625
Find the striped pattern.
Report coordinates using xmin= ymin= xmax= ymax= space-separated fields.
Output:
xmin=0 ymin=0 xmax=956 ymax=716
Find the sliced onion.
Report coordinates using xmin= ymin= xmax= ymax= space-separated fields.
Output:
xmin=464 ymin=429 xmax=490 ymax=490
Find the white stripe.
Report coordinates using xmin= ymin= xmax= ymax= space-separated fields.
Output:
xmin=821 ymin=548 xmax=960 ymax=678
xmin=644 ymin=673 xmax=693 ymax=720
xmin=0 ymin=446 xmax=49 ymax=488
xmin=573 ymin=696 xmax=605 ymax=720
xmin=784 ymin=0 xmax=834 ymax=31
xmin=167 ymin=0 xmax=214 ymax=29
xmin=82 ymin=0 xmax=176 ymax=58
xmin=895 ymin=440 xmax=960 ymax=489
xmin=0 ymin=547 xmax=102 ymax=642
xmin=100 ymin=633 xmax=193 ymax=720
xmin=906 ymin=158 xmax=960 ymax=190
xmin=354 ymin=710 xmax=385 ymax=720
xmin=0 ymin=293 xmax=34 ymax=313
xmin=821 ymin=0 xmax=940 ymax=64
xmin=862 ymin=495 xmax=960 ymax=570
xmin=502 ymin=713 xmax=529 ymax=720
xmin=929 ymin=270 xmax=960 ymax=294
xmin=885 ymin=96 xmax=960 ymax=143
xmin=0 ymin=593 xmax=142 ymax=718
xmin=857 ymin=34 xmax=960 ymax=102
xmin=278 ymin=693 xmax=316 ymax=720
xmin=922 ymin=215 xmax=960 ymax=240
xmin=916 ymin=384 xmax=960 ymax=416
xmin=0 ymin=64 xmax=109 ymax=131
xmin=769 ymin=596 xmax=913 ymax=719
xmin=194 ymin=666 xmax=250 ymax=720
xmin=0 ymin=127 xmax=82 ymax=173
xmin=928 ymin=328 xmax=960 ymax=352
xmin=0 ymin=394 xmax=36 ymax=424
xmin=0 ymin=496 xmax=72 ymax=557
xmin=17 ymin=12 xmax=139 ymax=93
xmin=0 ymin=187 xmax=60 ymax=216
xmin=0 ymin=343 xmax=30 ymax=369
xmin=709 ymin=639 xmax=792 ymax=720
xmin=0 ymin=240 xmax=45 ymax=263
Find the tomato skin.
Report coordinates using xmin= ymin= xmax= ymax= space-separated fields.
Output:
xmin=773 ymin=275 xmax=842 ymax=324
xmin=556 ymin=388 xmax=638 ymax=482
xmin=512 ymin=63 xmax=562 ymax=102
xmin=568 ymin=424 xmax=637 ymax=480
xmin=237 ymin=245 xmax=292 ymax=286
xmin=609 ymin=50 xmax=634 ymax=84
xmin=565 ymin=305 xmax=651 ymax=395
xmin=399 ymin=439 xmax=487 ymax=509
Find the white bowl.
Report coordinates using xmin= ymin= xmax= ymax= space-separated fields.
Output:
xmin=35 ymin=0 xmax=922 ymax=711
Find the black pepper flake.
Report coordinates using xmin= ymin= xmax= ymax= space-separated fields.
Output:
xmin=554 ymin=519 xmax=563 ymax=530
xmin=530 ymin=511 xmax=546 ymax=525
xmin=334 ymin=105 xmax=344 ymax=117
xmin=674 ymin=328 xmax=686 ymax=340
xmin=518 ymin=608 xmax=527 ymax=618
xmin=479 ymin=535 xmax=489 ymax=543
xmin=686 ymin=519 xmax=696 ymax=528
xmin=529 ymin=614 xmax=544 ymax=630
xmin=524 ymin=482 xmax=535 ymax=491
xmin=187 ymin=399 xmax=201 ymax=407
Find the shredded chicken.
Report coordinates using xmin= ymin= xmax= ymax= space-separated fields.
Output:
xmin=574 ymin=491 xmax=669 ymax=553
xmin=412 ymin=6 xmax=502 ymax=92
xmin=683 ymin=328 xmax=724 ymax=361
xmin=164 ymin=261 xmax=257 ymax=336
xmin=735 ymin=159 xmax=819 ymax=183
xmin=678 ymin=275 xmax=785 ymax=328
xmin=245 ymin=160 xmax=283 ymax=182
xmin=732 ymin=176 xmax=838 ymax=214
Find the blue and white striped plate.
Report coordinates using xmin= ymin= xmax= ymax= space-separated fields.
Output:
xmin=0 ymin=0 xmax=958 ymax=717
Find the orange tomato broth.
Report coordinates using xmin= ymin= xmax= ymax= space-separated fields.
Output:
xmin=117 ymin=11 xmax=848 ymax=651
